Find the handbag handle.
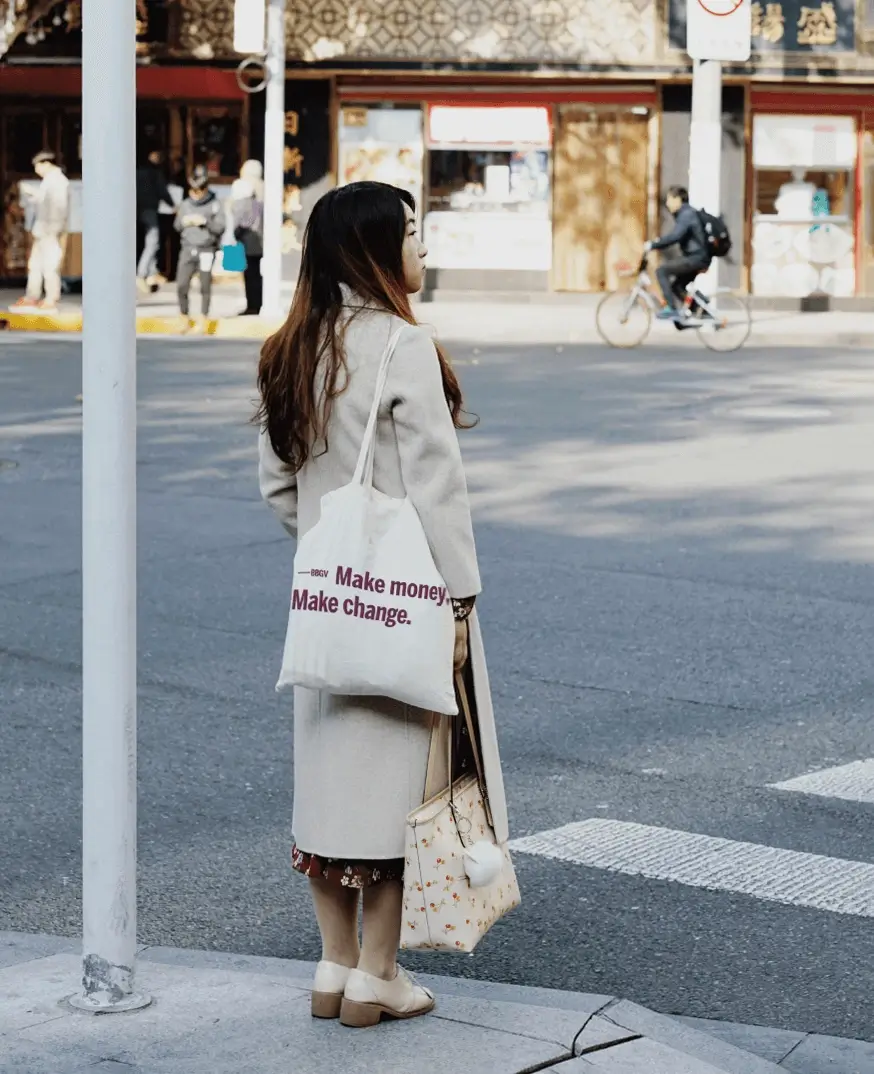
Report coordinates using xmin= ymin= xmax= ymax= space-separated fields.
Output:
xmin=454 ymin=671 xmax=487 ymax=792
xmin=448 ymin=670 xmax=494 ymax=834
xmin=351 ymin=323 xmax=406 ymax=489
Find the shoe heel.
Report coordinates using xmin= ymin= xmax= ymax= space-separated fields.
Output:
xmin=339 ymin=997 xmax=382 ymax=1028
xmin=311 ymin=991 xmax=343 ymax=1019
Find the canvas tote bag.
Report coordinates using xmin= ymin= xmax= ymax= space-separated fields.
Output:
xmin=276 ymin=324 xmax=458 ymax=715
xmin=400 ymin=674 xmax=520 ymax=953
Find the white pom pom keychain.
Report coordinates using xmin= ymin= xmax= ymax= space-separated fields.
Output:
xmin=463 ymin=840 xmax=504 ymax=888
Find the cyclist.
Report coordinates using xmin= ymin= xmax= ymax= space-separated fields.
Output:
xmin=645 ymin=186 xmax=711 ymax=324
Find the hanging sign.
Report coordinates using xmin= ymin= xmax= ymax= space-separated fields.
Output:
xmin=234 ymin=0 xmax=266 ymax=54
xmin=687 ymin=0 xmax=752 ymax=60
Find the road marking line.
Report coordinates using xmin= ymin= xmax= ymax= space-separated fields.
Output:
xmin=510 ymin=819 xmax=874 ymax=918
xmin=769 ymin=759 xmax=874 ymax=805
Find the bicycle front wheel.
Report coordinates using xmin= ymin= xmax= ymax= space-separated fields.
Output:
xmin=596 ymin=290 xmax=652 ymax=349
xmin=699 ymin=292 xmax=751 ymax=352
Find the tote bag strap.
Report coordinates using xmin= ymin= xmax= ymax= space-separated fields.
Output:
xmin=351 ymin=323 xmax=406 ymax=488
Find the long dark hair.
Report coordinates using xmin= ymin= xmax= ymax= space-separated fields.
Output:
xmin=256 ymin=181 xmax=471 ymax=472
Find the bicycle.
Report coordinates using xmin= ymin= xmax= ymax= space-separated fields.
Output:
xmin=596 ymin=255 xmax=752 ymax=352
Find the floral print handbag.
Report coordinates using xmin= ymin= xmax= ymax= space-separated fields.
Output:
xmin=400 ymin=674 xmax=520 ymax=953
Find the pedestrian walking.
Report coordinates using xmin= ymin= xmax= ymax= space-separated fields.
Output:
xmin=10 ymin=151 xmax=70 ymax=314
xmin=229 ymin=159 xmax=264 ymax=315
xmin=136 ymin=147 xmax=172 ymax=293
xmin=174 ymin=164 xmax=225 ymax=330
xmin=256 ymin=181 xmax=510 ymax=1028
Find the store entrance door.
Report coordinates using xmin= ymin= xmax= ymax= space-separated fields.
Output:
xmin=552 ymin=108 xmax=649 ymax=292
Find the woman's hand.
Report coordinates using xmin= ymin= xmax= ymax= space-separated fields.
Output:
xmin=453 ymin=619 xmax=469 ymax=670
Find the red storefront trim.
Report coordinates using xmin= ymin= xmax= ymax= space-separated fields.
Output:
xmin=0 ymin=65 xmax=245 ymax=100
xmin=336 ymin=82 xmax=658 ymax=107
xmin=751 ymin=87 xmax=874 ymax=115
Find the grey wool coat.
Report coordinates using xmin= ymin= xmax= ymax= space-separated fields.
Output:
xmin=258 ymin=296 xmax=510 ymax=859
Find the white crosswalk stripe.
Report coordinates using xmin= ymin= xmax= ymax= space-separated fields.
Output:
xmin=510 ymin=819 xmax=874 ymax=918
xmin=769 ymin=758 xmax=874 ymax=805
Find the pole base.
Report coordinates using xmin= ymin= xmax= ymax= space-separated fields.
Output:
xmin=68 ymin=990 xmax=152 ymax=1014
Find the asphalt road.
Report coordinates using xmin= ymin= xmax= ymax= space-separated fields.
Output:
xmin=2 ymin=334 xmax=874 ymax=1042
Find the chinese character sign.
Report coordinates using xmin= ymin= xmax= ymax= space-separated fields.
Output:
xmin=670 ymin=0 xmax=853 ymax=50
xmin=279 ymin=81 xmax=332 ymax=279
xmin=749 ymin=0 xmax=851 ymax=48
xmin=751 ymin=2 xmax=785 ymax=41
xmin=796 ymin=2 xmax=838 ymax=44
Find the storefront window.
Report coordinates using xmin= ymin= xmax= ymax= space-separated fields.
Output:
xmin=423 ymin=106 xmax=552 ymax=275
xmin=59 ymin=109 xmax=82 ymax=177
xmin=338 ymin=105 xmax=424 ymax=210
xmin=755 ymin=168 xmax=850 ymax=218
xmin=5 ymin=112 xmax=48 ymax=175
xmin=191 ymin=107 xmax=242 ymax=179
xmin=427 ymin=150 xmax=549 ymax=214
xmin=751 ymin=114 xmax=856 ymax=298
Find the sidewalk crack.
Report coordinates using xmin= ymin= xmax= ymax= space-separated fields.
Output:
xmin=512 ymin=1053 xmax=573 ymax=1074
xmin=778 ymin=1034 xmax=811 ymax=1065
xmin=430 ymin=1011 xmax=569 ymax=1051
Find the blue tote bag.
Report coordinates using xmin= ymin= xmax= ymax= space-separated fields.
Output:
xmin=222 ymin=242 xmax=247 ymax=272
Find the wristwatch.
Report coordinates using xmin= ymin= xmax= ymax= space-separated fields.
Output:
xmin=451 ymin=596 xmax=476 ymax=622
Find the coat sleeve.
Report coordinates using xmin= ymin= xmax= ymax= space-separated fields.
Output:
xmin=208 ymin=200 xmax=227 ymax=239
xmin=57 ymin=180 xmax=70 ymax=233
xmin=388 ymin=326 xmax=481 ymax=599
xmin=651 ymin=212 xmax=691 ymax=251
xmin=158 ymin=177 xmax=173 ymax=210
xmin=258 ymin=428 xmax=298 ymax=537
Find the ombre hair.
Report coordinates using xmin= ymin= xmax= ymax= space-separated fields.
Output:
xmin=256 ymin=181 xmax=470 ymax=472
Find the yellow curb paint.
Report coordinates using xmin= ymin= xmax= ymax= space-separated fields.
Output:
xmin=212 ymin=318 xmax=283 ymax=339
xmin=0 ymin=313 xmax=283 ymax=340
xmin=0 ymin=312 xmax=83 ymax=333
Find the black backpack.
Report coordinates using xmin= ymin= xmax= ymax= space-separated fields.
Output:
xmin=698 ymin=210 xmax=732 ymax=258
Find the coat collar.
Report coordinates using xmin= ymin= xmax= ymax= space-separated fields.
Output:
xmin=339 ymin=282 xmax=369 ymax=308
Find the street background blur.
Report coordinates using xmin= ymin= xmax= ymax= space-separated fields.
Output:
xmin=2 ymin=0 xmax=874 ymax=308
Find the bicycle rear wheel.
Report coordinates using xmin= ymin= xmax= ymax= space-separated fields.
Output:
xmin=698 ymin=292 xmax=751 ymax=352
xmin=596 ymin=290 xmax=652 ymax=348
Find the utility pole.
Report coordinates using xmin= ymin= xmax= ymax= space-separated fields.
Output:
xmin=685 ymin=0 xmax=751 ymax=292
xmin=261 ymin=0 xmax=286 ymax=319
xmin=688 ymin=57 xmax=723 ymax=290
xmin=71 ymin=0 xmax=149 ymax=1013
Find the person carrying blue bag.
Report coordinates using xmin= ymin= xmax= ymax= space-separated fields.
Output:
xmin=228 ymin=159 xmax=265 ymax=315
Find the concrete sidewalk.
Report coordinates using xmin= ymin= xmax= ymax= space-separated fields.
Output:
xmin=1 ymin=285 xmax=873 ymax=347
xmin=2 ymin=932 xmax=872 ymax=1073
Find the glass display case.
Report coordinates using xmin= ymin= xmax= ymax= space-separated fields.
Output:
xmin=423 ymin=107 xmax=552 ymax=274
xmin=751 ymin=114 xmax=856 ymax=297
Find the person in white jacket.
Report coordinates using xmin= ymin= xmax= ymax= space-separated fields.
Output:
xmin=10 ymin=151 xmax=70 ymax=314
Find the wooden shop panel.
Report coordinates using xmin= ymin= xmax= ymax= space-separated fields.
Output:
xmin=552 ymin=108 xmax=648 ymax=292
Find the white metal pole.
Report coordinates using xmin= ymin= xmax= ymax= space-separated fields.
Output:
xmin=261 ymin=0 xmax=286 ymax=319
xmin=688 ymin=57 xmax=723 ymax=291
xmin=72 ymin=0 xmax=149 ymax=1014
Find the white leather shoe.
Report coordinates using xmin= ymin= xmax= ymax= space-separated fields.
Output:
xmin=340 ymin=965 xmax=435 ymax=1028
xmin=311 ymin=961 xmax=353 ymax=1019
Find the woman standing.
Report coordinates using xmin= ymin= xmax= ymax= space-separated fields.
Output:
xmin=256 ymin=182 xmax=509 ymax=1027
xmin=230 ymin=159 xmax=264 ymax=315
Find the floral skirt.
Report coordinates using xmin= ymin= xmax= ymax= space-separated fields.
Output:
xmin=291 ymin=844 xmax=404 ymax=889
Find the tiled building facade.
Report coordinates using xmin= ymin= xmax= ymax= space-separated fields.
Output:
xmin=180 ymin=0 xmax=659 ymax=65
